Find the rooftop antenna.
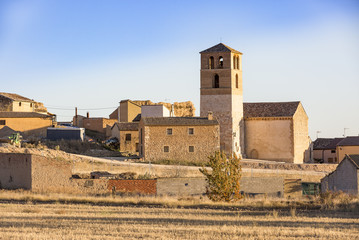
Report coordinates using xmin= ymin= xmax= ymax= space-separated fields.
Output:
xmin=316 ymin=131 xmax=321 ymax=139
xmin=343 ymin=128 xmax=349 ymax=137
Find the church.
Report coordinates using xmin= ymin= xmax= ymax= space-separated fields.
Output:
xmin=139 ymin=43 xmax=311 ymax=164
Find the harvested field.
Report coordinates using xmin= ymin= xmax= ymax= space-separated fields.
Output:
xmin=0 ymin=191 xmax=358 ymax=239
xmin=0 ymin=202 xmax=358 ymax=239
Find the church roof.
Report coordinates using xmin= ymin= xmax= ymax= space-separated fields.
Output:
xmin=243 ymin=101 xmax=300 ymax=118
xmin=0 ymin=92 xmax=34 ymax=102
xmin=200 ymin=43 xmax=242 ymax=54
xmin=141 ymin=117 xmax=218 ymax=126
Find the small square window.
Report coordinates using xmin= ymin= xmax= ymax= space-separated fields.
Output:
xmin=188 ymin=128 xmax=194 ymax=135
xmin=164 ymin=146 xmax=169 ymax=152
xmin=189 ymin=146 xmax=194 ymax=152
xmin=331 ymin=150 xmax=336 ymax=153
xmin=0 ymin=120 xmax=5 ymax=125
xmin=19 ymin=102 xmax=22 ymax=107
xmin=125 ymin=134 xmax=131 ymax=141
xmin=167 ymin=128 xmax=172 ymax=135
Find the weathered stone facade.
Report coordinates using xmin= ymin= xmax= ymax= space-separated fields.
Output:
xmin=111 ymin=122 xmax=139 ymax=154
xmin=139 ymin=116 xmax=220 ymax=163
xmin=200 ymin=44 xmax=244 ymax=157
xmin=244 ymin=102 xmax=310 ymax=163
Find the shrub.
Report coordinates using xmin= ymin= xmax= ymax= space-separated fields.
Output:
xmin=200 ymin=151 xmax=243 ymax=202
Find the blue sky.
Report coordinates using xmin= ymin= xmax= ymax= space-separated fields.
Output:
xmin=1 ymin=0 xmax=358 ymax=139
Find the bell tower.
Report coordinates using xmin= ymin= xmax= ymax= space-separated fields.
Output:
xmin=200 ymin=43 xmax=244 ymax=156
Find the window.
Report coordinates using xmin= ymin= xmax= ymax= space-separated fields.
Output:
xmin=167 ymin=128 xmax=173 ymax=135
xmin=30 ymin=103 xmax=33 ymax=107
xmin=213 ymin=74 xmax=219 ymax=88
xmin=125 ymin=134 xmax=131 ymax=141
xmin=331 ymin=150 xmax=336 ymax=153
xmin=233 ymin=56 xmax=236 ymax=69
xmin=136 ymin=143 xmax=139 ymax=152
xmin=188 ymin=128 xmax=194 ymax=135
xmin=0 ymin=120 xmax=5 ymax=125
xmin=189 ymin=146 xmax=194 ymax=152
xmin=219 ymin=56 xmax=223 ymax=68
xmin=19 ymin=102 xmax=21 ymax=107
xmin=237 ymin=56 xmax=240 ymax=70
xmin=164 ymin=146 xmax=169 ymax=152
xmin=209 ymin=56 xmax=214 ymax=69
xmin=236 ymin=74 xmax=239 ymax=89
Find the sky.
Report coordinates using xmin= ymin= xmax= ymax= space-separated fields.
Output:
xmin=1 ymin=0 xmax=358 ymax=140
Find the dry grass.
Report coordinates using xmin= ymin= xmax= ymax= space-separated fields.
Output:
xmin=0 ymin=190 xmax=358 ymax=239
xmin=0 ymin=200 xmax=358 ymax=240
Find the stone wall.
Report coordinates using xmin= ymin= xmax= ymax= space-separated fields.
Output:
xmin=0 ymin=96 xmax=13 ymax=111
xmin=245 ymin=118 xmax=294 ymax=162
xmin=119 ymin=130 xmax=139 ymax=154
xmin=31 ymin=155 xmax=72 ymax=193
xmin=293 ymin=103 xmax=310 ymax=163
xmin=11 ymin=101 xmax=33 ymax=112
xmin=0 ymin=153 xmax=32 ymax=189
xmin=141 ymin=124 xmax=220 ymax=163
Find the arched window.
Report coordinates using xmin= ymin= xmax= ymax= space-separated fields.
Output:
xmin=219 ymin=56 xmax=223 ymax=68
xmin=237 ymin=56 xmax=240 ymax=70
xmin=213 ymin=74 xmax=219 ymax=88
xmin=209 ymin=56 xmax=214 ymax=69
xmin=250 ymin=149 xmax=258 ymax=159
xmin=235 ymin=74 xmax=239 ymax=88
xmin=233 ymin=56 xmax=236 ymax=69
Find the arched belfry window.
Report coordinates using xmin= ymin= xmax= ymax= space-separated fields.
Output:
xmin=233 ymin=56 xmax=236 ymax=69
xmin=219 ymin=56 xmax=223 ymax=68
xmin=237 ymin=56 xmax=240 ymax=70
xmin=213 ymin=74 xmax=219 ymax=88
xmin=209 ymin=56 xmax=214 ymax=69
xmin=235 ymin=74 xmax=239 ymax=88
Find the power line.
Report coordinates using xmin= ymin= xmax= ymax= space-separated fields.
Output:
xmin=47 ymin=106 xmax=117 ymax=111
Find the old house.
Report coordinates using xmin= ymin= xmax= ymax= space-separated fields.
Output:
xmin=0 ymin=92 xmax=47 ymax=113
xmin=243 ymin=102 xmax=310 ymax=163
xmin=336 ymin=136 xmax=359 ymax=163
xmin=111 ymin=122 xmax=139 ymax=154
xmin=321 ymin=154 xmax=359 ymax=195
xmin=139 ymin=113 xmax=220 ymax=163
xmin=312 ymin=138 xmax=343 ymax=163
xmin=0 ymin=112 xmax=55 ymax=138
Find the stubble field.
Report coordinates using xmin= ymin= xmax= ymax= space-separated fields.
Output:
xmin=0 ymin=201 xmax=358 ymax=240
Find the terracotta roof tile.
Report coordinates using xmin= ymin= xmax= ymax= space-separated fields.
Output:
xmin=0 ymin=92 xmax=33 ymax=102
xmin=200 ymin=43 xmax=242 ymax=54
xmin=243 ymin=102 xmax=300 ymax=118
xmin=141 ymin=117 xmax=218 ymax=126
xmin=0 ymin=112 xmax=53 ymax=118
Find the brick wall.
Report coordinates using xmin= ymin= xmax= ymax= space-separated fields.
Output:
xmin=108 ymin=179 xmax=157 ymax=195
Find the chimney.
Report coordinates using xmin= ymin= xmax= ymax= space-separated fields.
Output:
xmin=86 ymin=112 xmax=89 ymax=118
xmin=208 ymin=111 xmax=213 ymax=120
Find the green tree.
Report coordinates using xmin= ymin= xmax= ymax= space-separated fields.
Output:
xmin=200 ymin=151 xmax=242 ymax=202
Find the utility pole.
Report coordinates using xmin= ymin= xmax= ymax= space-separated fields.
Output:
xmin=343 ymin=128 xmax=349 ymax=137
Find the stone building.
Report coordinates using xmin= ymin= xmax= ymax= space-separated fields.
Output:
xmin=321 ymin=154 xmax=359 ymax=195
xmin=200 ymin=43 xmax=244 ymax=157
xmin=199 ymin=43 xmax=310 ymax=163
xmin=139 ymin=114 xmax=220 ymax=163
xmin=243 ymin=102 xmax=310 ymax=163
xmin=111 ymin=122 xmax=139 ymax=154
xmin=0 ymin=92 xmax=47 ymax=113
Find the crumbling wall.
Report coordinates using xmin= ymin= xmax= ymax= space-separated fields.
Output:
xmin=158 ymin=101 xmax=195 ymax=117
xmin=0 ymin=153 xmax=32 ymax=190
